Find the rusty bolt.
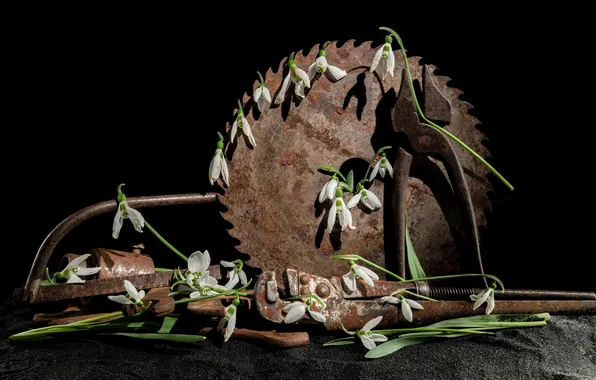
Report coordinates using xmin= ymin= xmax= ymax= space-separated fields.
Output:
xmin=300 ymin=275 xmax=310 ymax=285
xmin=316 ymin=283 xmax=330 ymax=298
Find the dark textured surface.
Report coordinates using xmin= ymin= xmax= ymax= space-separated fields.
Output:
xmin=2 ymin=300 xmax=595 ymax=380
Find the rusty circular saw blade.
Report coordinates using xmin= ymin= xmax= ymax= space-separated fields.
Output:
xmin=220 ymin=40 xmax=491 ymax=281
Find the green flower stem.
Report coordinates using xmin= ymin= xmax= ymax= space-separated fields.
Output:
xmin=399 ymin=289 xmax=437 ymax=301
xmin=284 ymin=294 xmax=326 ymax=307
xmin=154 ymin=268 xmax=173 ymax=272
xmin=379 ymin=26 xmax=513 ymax=191
xmin=174 ymin=280 xmax=252 ymax=304
xmin=257 ymin=71 xmax=265 ymax=85
xmin=69 ymin=311 xmax=124 ymax=326
xmin=318 ymin=166 xmax=347 ymax=182
xmin=331 ymin=254 xmax=405 ymax=281
xmin=399 ymin=274 xmax=505 ymax=291
xmin=45 ymin=267 xmax=54 ymax=284
xmin=372 ymin=327 xmax=491 ymax=335
xmin=143 ymin=221 xmax=188 ymax=262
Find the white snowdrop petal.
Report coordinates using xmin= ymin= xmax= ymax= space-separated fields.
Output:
xmin=307 ymin=61 xmax=317 ymax=80
xmin=239 ymin=270 xmax=248 ymax=285
xmin=347 ymin=193 xmax=361 ymax=209
xmin=76 ymin=267 xmax=101 ymax=276
xmin=221 ymin=156 xmax=230 ymax=186
xmin=254 ymin=86 xmax=262 ymax=102
xmin=275 ymin=74 xmax=291 ymax=104
xmin=358 ymin=265 xmax=379 ymax=280
xmin=401 ymin=301 xmax=413 ymax=322
xmin=342 ymin=272 xmax=357 ymax=292
xmin=366 ymin=190 xmax=382 ymax=208
xmin=327 ymin=203 xmax=337 ymax=233
xmin=309 ymin=310 xmax=326 ymax=323
xmin=406 ymin=299 xmax=424 ymax=310
xmin=284 ymin=305 xmax=306 ymax=323
xmin=325 ymin=65 xmax=347 ymax=82
xmin=65 ymin=253 xmax=92 ymax=271
xmin=230 ymin=120 xmax=238 ymax=143
xmin=326 ymin=180 xmax=338 ymax=201
xmin=283 ymin=302 xmax=304 ymax=312
xmin=112 ymin=207 xmax=123 ymax=239
xmin=371 ymin=334 xmax=388 ymax=343
xmin=188 ymin=251 xmax=202 ymax=273
xmin=108 ymin=295 xmax=133 ymax=305
xmin=473 ymin=289 xmax=491 ymax=310
xmin=381 ymin=296 xmax=400 ymax=304
xmin=225 ymin=307 xmax=237 ymax=342
xmin=387 ymin=46 xmax=395 ymax=77
xmin=360 ymin=335 xmax=377 ymax=350
xmin=66 ymin=274 xmax=84 ymax=284
xmin=386 ymin=161 xmax=394 ymax=177
xmin=369 ymin=162 xmax=380 ymax=181
xmin=361 ymin=316 xmax=383 ymax=332
xmin=370 ymin=46 xmax=383 ymax=74
xmin=124 ymin=280 xmax=139 ymax=301
xmin=220 ymin=260 xmax=235 ymax=268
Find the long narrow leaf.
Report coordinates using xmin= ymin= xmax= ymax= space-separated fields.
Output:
xmin=158 ymin=315 xmax=179 ymax=334
xmin=323 ymin=337 xmax=355 ymax=346
xmin=365 ymin=337 xmax=429 ymax=359
xmin=101 ymin=333 xmax=205 ymax=343
xmin=347 ymin=170 xmax=354 ymax=191
xmin=427 ymin=313 xmax=550 ymax=329
xmin=405 ymin=220 xmax=425 ymax=280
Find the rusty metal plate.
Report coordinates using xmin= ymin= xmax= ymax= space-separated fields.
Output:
xmin=221 ymin=40 xmax=491 ymax=281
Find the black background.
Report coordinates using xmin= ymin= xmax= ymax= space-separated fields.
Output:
xmin=3 ymin=5 xmax=593 ymax=301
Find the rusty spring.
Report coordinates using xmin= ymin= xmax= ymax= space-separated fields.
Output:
xmin=429 ymin=287 xmax=596 ymax=301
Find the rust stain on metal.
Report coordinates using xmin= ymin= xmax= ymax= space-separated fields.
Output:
xmin=221 ymin=40 xmax=492 ymax=283
xmin=92 ymin=248 xmax=155 ymax=279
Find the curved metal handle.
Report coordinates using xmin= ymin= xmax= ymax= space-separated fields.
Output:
xmin=20 ymin=193 xmax=217 ymax=303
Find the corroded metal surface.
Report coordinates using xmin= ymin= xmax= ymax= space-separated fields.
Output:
xmin=33 ymin=271 xmax=173 ymax=303
xmin=92 ymin=248 xmax=155 ymax=279
xmin=199 ymin=327 xmax=309 ymax=348
xmin=221 ymin=40 xmax=491 ymax=282
xmin=20 ymin=193 xmax=216 ymax=303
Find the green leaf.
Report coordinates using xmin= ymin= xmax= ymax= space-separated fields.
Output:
xmin=39 ymin=280 xmax=54 ymax=286
xmin=347 ymin=170 xmax=354 ymax=191
xmin=158 ymin=315 xmax=179 ymax=334
xmin=398 ymin=331 xmax=471 ymax=339
xmin=330 ymin=254 xmax=360 ymax=260
xmin=427 ymin=313 xmax=550 ymax=329
xmin=365 ymin=337 xmax=429 ymax=359
xmin=405 ymin=220 xmax=425 ymax=280
xmin=323 ymin=337 xmax=355 ymax=346
xmin=101 ymin=333 xmax=206 ymax=343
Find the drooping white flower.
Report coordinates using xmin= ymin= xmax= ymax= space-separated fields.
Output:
xmin=347 ymin=186 xmax=382 ymax=210
xmin=470 ymin=287 xmax=496 ymax=315
xmin=221 ymin=260 xmax=248 ymax=289
xmin=307 ymin=47 xmax=347 ymax=82
xmin=342 ymin=261 xmax=379 ymax=292
xmin=112 ymin=200 xmax=144 ymax=239
xmin=217 ymin=298 xmax=240 ymax=342
xmin=108 ymin=280 xmax=145 ymax=306
xmin=188 ymin=273 xmax=228 ymax=297
xmin=342 ymin=316 xmax=388 ymax=350
xmin=327 ymin=189 xmax=355 ymax=233
xmin=381 ymin=295 xmax=424 ymax=322
xmin=370 ymin=36 xmax=395 ymax=81
xmin=318 ymin=175 xmax=338 ymax=203
xmin=254 ymin=71 xmax=272 ymax=113
xmin=283 ymin=299 xmax=326 ymax=324
xmin=230 ymin=100 xmax=256 ymax=147
xmin=369 ymin=153 xmax=393 ymax=181
xmin=274 ymin=53 xmax=311 ymax=104
xmin=209 ymin=137 xmax=229 ymax=187
xmin=188 ymin=250 xmax=211 ymax=277
xmin=55 ymin=253 xmax=101 ymax=284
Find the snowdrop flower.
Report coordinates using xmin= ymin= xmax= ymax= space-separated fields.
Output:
xmin=187 ymin=273 xmax=228 ymax=297
xmin=230 ymin=100 xmax=256 ymax=147
xmin=209 ymin=133 xmax=229 ymax=187
xmin=274 ymin=52 xmax=310 ymax=104
xmin=254 ymin=71 xmax=272 ymax=113
xmin=54 ymin=253 xmax=101 ymax=284
xmin=188 ymin=250 xmax=212 ymax=277
xmin=347 ymin=184 xmax=382 ymax=210
xmin=112 ymin=184 xmax=144 ymax=239
xmin=342 ymin=316 xmax=388 ymax=350
xmin=307 ymin=42 xmax=347 ymax=82
xmin=381 ymin=294 xmax=424 ymax=322
xmin=370 ymin=35 xmax=395 ymax=81
xmin=318 ymin=175 xmax=338 ymax=203
xmin=217 ymin=297 xmax=240 ymax=342
xmin=327 ymin=188 xmax=355 ymax=233
xmin=108 ymin=280 xmax=145 ymax=306
xmin=470 ymin=285 xmax=496 ymax=315
xmin=221 ymin=259 xmax=247 ymax=289
xmin=186 ymin=250 xmax=221 ymax=293
xmin=369 ymin=152 xmax=393 ymax=181
xmin=342 ymin=260 xmax=379 ymax=292
xmin=283 ymin=298 xmax=326 ymax=324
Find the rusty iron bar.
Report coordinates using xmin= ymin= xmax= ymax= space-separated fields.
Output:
xmin=20 ymin=193 xmax=217 ymax=303
xmin=199 ymin=327 xmax=310 ymax=348
xmin=333 ymin=300 xmax=596 ymax=331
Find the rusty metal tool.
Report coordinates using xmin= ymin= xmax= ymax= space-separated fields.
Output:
xmin=256 ymin=269 xmax=596 ymax=331
xmin=15 ymin=193 xmax=217 ymax=303
xmin=391 ymin=66 xmax=485 ymax=281
xmin=199 ymin=327 xmax=309 ymax=348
